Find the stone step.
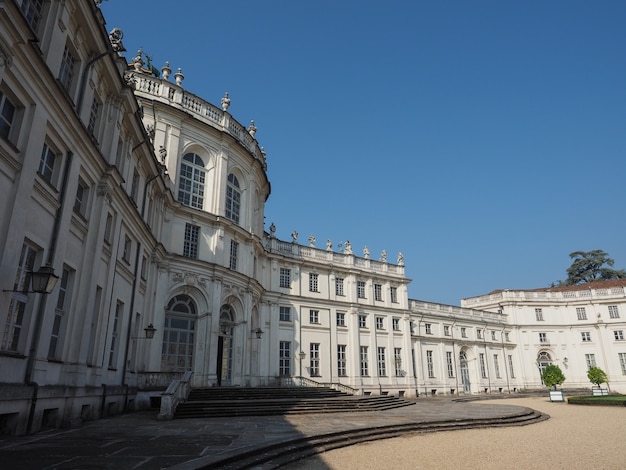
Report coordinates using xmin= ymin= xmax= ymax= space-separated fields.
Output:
xmin=175 ymin=387 xmax=415 ymax=419
xmin=208 ymin=408 xmax=549 ymax=469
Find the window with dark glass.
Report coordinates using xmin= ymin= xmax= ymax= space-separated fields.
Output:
xmin=178 ymin=153 xmax=205 ymax=209
xmin=225 ymin=173 xmax=241 ymax=223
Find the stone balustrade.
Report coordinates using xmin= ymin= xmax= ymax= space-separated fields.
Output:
xmin=266 ymin=237 xmax=405 ymax=275
xmin=463 ymin=285 xmax=626 ymax=306
xmin=130 ymin=74 xmax=267 ymax=170
xmin=410 ymin=300 xmax=507 ymax=322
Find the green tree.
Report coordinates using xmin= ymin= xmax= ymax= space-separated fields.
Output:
xmin=587 ymin=366 xmax=608 ymax=388
xmin=541 ymin=364 xmax=565 ymax=390
xmin=559 ymin=250 xmax=626 ymax=286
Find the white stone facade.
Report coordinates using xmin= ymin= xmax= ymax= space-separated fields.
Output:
xmin=462 ymin=281 xmax=626 ymax=394
xmin=1 ymin=2 xmax=624 ymax=436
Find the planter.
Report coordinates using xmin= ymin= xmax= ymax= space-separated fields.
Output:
xmin=549 ymin=390 xmax=565 ymax=402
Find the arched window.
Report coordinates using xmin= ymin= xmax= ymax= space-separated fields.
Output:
xmin=537 ymin=351 xmax=552 ymax=384
xmin=161 ymin=295 xmax=196 ymax=373
xmin=225 ymin=173 xmax=240 ymax=224
xmin=178 ymin=153 xmax=205 ymax=209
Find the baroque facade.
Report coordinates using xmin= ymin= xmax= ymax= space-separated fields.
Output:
xmin=1 ymin=1 xmax=624 ymax=436
xmin=461 ymin=280 xmax=626 ymax=394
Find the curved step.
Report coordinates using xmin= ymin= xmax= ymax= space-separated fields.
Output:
xmin=203 ymin=409 xmax=549 ymax=469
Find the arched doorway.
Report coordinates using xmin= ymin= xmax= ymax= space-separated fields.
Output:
xmin=217 ymin=305 xmax=235 ymax=386
xmin=459 ymin=351 xmax=471 ymax=393
xmin=537 ymin=351 xmax=553 ymax=384
xmin=161 ymin=295 xmax=196 ymax=374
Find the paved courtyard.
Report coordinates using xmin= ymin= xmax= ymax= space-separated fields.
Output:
xmin=0 ymin=398 xmax=535 ymax=469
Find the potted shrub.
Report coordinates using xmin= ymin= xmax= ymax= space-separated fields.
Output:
xmin=541 ymin=364 xmax=566 ymax=401
xmin=587 ymin=366 xmax=609 ymax=396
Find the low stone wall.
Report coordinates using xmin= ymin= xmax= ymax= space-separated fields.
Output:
xmin=0 ymin=383 xmax=137 ymax=436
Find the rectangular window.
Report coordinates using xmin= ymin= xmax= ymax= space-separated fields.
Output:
xmin=535 ymin=308 xmax=544 ymax=321
xmin=337 ymin=345 xmax=347 ymax=376
xmin=619 ymin=353 xmax=626 ymax=375
xmin=130 ymin=169 xmax=140 ymax=203
xmin=508 ymin=355 xmax=515 ymax=378
xmin=122 ymin=235 xmax=132 ymax=263
xmin=309 ymin=309 xmax=319 ymax=324
xmin=279 ymin=341 xmax=291 ymax=376
xmin=425 ymin=323 xmax=432 ymax=335
xmin=336 ymin=312 xmax=345 ymax=327
xmin=539 ymin=332 xmax=548 ymax=344
xmin=360 ymin=346 xmax=369 ymax=376
xmin=279 ymin=306 xmax=291 ymax=322
xmin=59 ymin=44 xmax=76 ymax=92
xmin=614 ymin=330 xmax=624 ymax=341
xmin=183 ymin=224 xmax=199 ymax=259
xmin=581 ymin=331 xmax=591 ymax=342
xmin=141 ymin=254 xmax=148 ymax=280
xmin=377 ymin=347 xmax=386 ymax=376
xmin=48 ymin=267 xmax=72 ymax=359
xmin=505 ymin=332 xmax=510 ymax=342
xmin=376 ymin=317 xmax=384 ymax=330
xmin=374 ymin=283 xmax=382 ymax=301
xmin=0 ymin=90 xmax=17 ymax=141
xmin=109 ymin=300 xmax=124 ymax=368
xmin=88 ymin=96 xmax=100 ymax=136
xmin=392 ymin=318 xmax=400 ymax=331
xmin=394 ymin=348 xmax=402 ymax=376
xmin=74 ymin=180 xmax=88 ymax=216
xmin=390 ymin=286 xmax=398 ymax=303
xmin=585 ymin=353 xmax=596 ymax=369
xmin=335 ymin=277 xmax=344 ymax=296
xmin=2 ymin=243 xmax=37 ymax=352
xmin=358 ymin=315 xmax=367 ymax=328
xmin=229 ymin=240 xmax=238 ymax=270
xmin=309 ymin=273 xmax=318 ymax=292
xmin=493 ymin=354 xmax=501 ymax=378
xmin=609 ymin=305 xmax=620 ymax=319
xmin=461 ymin=327 xmax=467 ymax=338
xmin=576 ymin=307 xmax=587 ymax=320
xmin=477 ymin=328 xmax=483 ymax=339
xmin=20 ymin=0 xmax=44 ymax=32
xmin=443 ymin=325 xmax=450 ymax=336
xmin=357 ymin=280 xmax=366 ymax=299
xmin=479 ymin=353 xmax=487 ymax=378
xmin=38 ymin=143 xmax=57 ymax=183
xmin=104 ymin=212 xmax=113 ymax=245
xmin=279 ymin=268 xmax=291 ymax=288
xmin=491 ymin=331 xmax=497 ymax=341
xmin=446 ymin=351 xmax=454 ymax=378
xmin=426 ymin=350 xmax=435 ymax=378
xmin=310 ymin=343 xmax=320 ymax=376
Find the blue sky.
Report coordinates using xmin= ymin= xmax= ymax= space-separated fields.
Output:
xmin=101 ymin=1 xmax=626 ymax=305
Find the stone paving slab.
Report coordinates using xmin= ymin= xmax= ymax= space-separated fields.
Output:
xmin=0 ymin=399 xmax=538 ymax=470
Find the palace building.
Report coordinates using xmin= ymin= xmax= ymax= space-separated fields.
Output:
xmin=1 ymin=1 xmax=624 ymax=435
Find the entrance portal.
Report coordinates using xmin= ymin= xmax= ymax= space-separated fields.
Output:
xmin=217 ymin=305 xmax=234 ymax=386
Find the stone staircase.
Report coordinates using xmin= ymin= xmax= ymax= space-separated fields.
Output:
xmin=204 ymin=406 xmax=548 ymax=469
xmin=174 ymin=386 xmax=415 ymax=419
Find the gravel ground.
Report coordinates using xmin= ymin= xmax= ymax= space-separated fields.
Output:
xmin=284 ymin=397 xmax=626 ymax=470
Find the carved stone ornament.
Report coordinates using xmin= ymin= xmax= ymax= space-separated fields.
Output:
xmin=108 ymin=28 xmax=125 ymax=53
xmin=248 ymin=120 xmax=257 ymax=137
xmin=0 ymin=42 xmax=13 ymax=67
xmin=221 ymin=92 xmax=231 ymax=111
xmin=174 ymin=68 xmax=184 ymax=86
xmin=161 ymin=61 xmax=172 ymax=80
